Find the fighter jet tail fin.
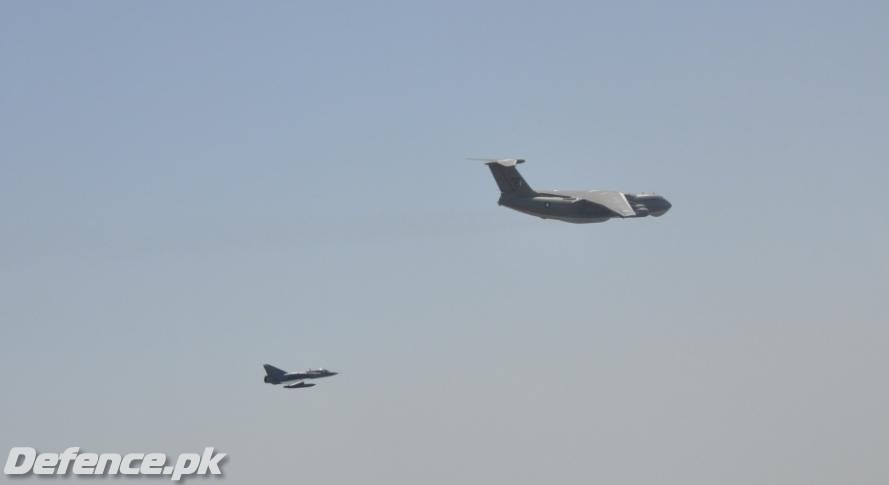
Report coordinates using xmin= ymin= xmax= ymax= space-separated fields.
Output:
xmin=263 ymin=364 xmax=287 ymax=379
xmin=470 ymin=158 xmax=536 ymax=196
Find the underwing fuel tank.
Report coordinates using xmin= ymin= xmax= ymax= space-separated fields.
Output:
xmin=285 ymin=382 xmax=316 ymax=389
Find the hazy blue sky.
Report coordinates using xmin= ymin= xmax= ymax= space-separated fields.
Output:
xmin=2 ymin=1 xmax=888 ymax=484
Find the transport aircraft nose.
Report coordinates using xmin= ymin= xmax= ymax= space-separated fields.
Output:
xmin=652 ymin=197 xmax=671 ymax=216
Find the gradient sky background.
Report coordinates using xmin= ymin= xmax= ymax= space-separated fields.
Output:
xmin=2 ymin=1 xmax=888 ymax=484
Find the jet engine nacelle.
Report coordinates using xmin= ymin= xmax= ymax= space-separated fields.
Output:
xmin=632 ymin=205 xmax=650 ymax=216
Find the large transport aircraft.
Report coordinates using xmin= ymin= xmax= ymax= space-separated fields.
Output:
xmin=475 ymin=158 xmax=672 ymax=223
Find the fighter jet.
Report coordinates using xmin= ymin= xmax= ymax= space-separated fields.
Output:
xmin=474 ymin=158 xmax=671 ymax=223
xmin=263 ymin=364 xmax=338 ymax=389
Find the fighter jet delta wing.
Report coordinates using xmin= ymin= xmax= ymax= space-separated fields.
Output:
xmin=263 ymin=364 xmax=338 ymax=390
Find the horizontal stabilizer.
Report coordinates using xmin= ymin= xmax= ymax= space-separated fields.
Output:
xmin=467 ymin=157 xmax=525 ymax=167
